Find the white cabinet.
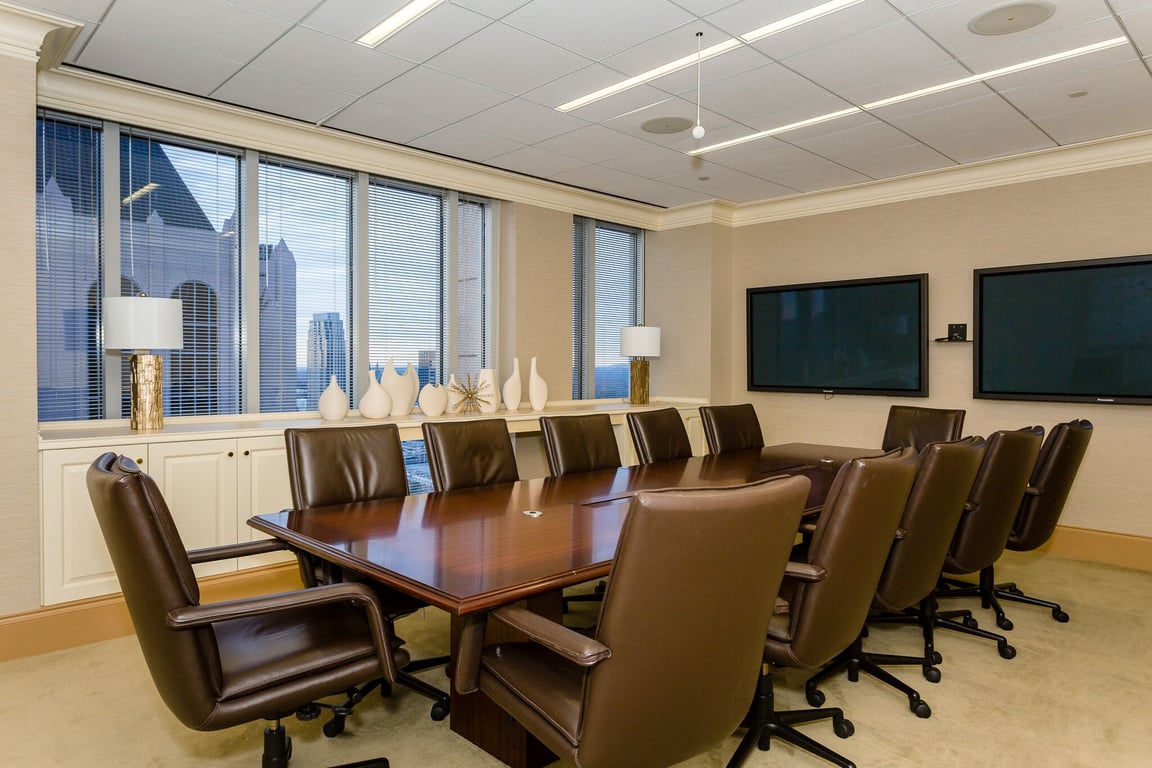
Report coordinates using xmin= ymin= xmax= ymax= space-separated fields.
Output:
xmin=41 ymin=436 xmax=293 ymax=605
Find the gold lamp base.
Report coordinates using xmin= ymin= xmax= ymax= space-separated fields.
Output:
xmin=129 ymin=353 xmax=166 ymax=430
xmin=629 ymin=358 xmax=650 ymax=405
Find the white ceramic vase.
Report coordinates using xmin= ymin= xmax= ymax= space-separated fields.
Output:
xmin=447 ymin=374 xmax=464 ymax=414
xmin=318 ymin=375 xmax=349 ymax=421
xmin=418 ymin=383 xmax=448 ymax=417
xmin=358 ymin=369 xmax=392 ymax=419
xmin=528 ymin=356 xmax=548 ymax=411
xmin=502 ymin=357 xmax=521 ymax=411
xmin=382 ymin=358 xmax=414 ymax=417
xmin=478 ymin=369 xmax=498 ymax=413
xmin=402 ymin=363 xmax=420 ymax=415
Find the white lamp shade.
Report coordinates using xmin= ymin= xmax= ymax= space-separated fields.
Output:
xmin=620 ymin=326 xmax=661 ymax=358
xmin=103 ymin=296 xmax=185 ymax=351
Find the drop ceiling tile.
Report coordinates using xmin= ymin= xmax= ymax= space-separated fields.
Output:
xmin=77 ymin=24 xmax=240 ymax=95
xmin=535 ymin=125 xmax=655 ymax=164
xmin=551 ymin=165 xmax=705 ymax=207
xmin=879 ymin=88 xmax=1031 ymax=144
xmin=16 ymin=0 xmax=112 ymax=22
xmin=716 ymin=0 xmax=903 ymax=61
xmin=710 ymin=138 xmax=871 ymax=192
xmin=425 ymin=22 xmax=590 ymax=95
xmin=213 ymin=67 xmax=355 ymax=123
xmin=325 ymin=99 xmax=448 ymax=145
xmin=410 ymin=123 xmax=523 ymax=163
xmin=99 ymin=0 xmax=292 ymax=63
xmin=1119 ymin=6 xmax=1152 ymax=53
xmin=839 ymin=141 xmax=954 ymax=180
xmin=648 ymin=45 xmax=778 ymax=100
xmin=488 ymin=146 xmax=588 ymax=177
xmin=452 ymin=0 xmax=533 ymax=20
xmin=300 ymin=0 xmax=409 ymax=40
xmin=960 ymin=16 xmax=1129 ymax=74
xmin=1033 ymin=92 xmax=1152 ymax=146
xmin=839 ymin=60 xmax=975 ymax=108
xmin=522 ymin=63 xmax=674 ymax=123
xmin=791 ymin=118 xmax=923 ymax=162
xmin=686 ymin=172 xmax=797 ymax=205
xmin=245 ymin=27 xmax=412 ymax=97
xmin=230 ymin=0 xmax=320 ymax=22
xmin=691 ymin=62 xmax=838 ymax=124
xmin=994 ymin=58 xmax=1152 ymax=120
xmin=503 ymin=0 xmax=694 ymax=60
xmin=923 ymin=121 xmax=1056 ymax=165
xmin=459 ymin=98 xmax=590 ymax=145
xmin=603 ymin=97 xmax=738 ymax=143
xmin=364 ymin=67 xmax=509 ymax=123
xmin=598 ymin=19 xmax=750 ymax=82
xmin=766 ymin=108 xmax=876 ymax=145
xmin=63 ymin=22 xmax=97 ymax=63
xmin=370 ymin=2 xmax=493 ymax=64
xmin=744 ymin=93 xmax=861 ymax=133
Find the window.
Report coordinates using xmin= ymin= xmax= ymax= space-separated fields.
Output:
xmin=571 ymin=217 xmax=643 ymax=399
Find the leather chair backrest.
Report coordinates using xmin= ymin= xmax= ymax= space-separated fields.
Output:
xmin=699 ymin=403 xmax=764 ymax=454
xmin=86 ymin=453 xmax=221 ymax=730
xmin=881 ymin=405 xmax=966 ymax=452
xmin=540 ymin=414 xmax=622 ymax=476
xmin=943 ymin=426 xmax=1044 ymax=575
xmin=422 ymin=418 xmax=519 ymax=491
xmin=784 ymin=448 xmax=919 ymax=669
xmin=626 ymin=408 xmax=693 ymax=464
xmin=873 ymin=436 xmax=986 ymax=612
xmin=1008 ymin=419 xmax=1093 ymax=551
xmin=579 ymin=477 xmax=808 ymax=768
xmin=285 ymin=424 xmax=408 ymax=509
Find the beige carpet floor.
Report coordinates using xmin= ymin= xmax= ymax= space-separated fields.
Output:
xmin=1 ymin=550 xmax=1149 ymax=767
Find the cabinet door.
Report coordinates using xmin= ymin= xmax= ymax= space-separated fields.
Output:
xmin=236 ymin=435 xmax=295 ymax=567
xmin=41 ymin=445 xmax=149 ymax=604
xmin=147 ymin=439 xmax=239 ymax=577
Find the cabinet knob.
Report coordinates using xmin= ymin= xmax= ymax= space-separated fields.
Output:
xmin=243 ymin=450 xmax=250 ymax=456
xmin=226 ymin=451 xmax=234 ymax=458
xmin=135 ymin=457 xmax=144 ymax=465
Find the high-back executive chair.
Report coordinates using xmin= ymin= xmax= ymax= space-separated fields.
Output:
xmin=284 ymin=424 xmax=450 ymax=721
xmin=422 ymin=418 xmax=519 ymax=491
xmin=86 ymin=453 xmax=406 ymax=768
xmin=956 ymin=419 xmax=1092 ymax=625
xmin=455 ymin=477 xmax=809 ymax=768
xmin=881 ymin=405 xmax=966 ymax=452
xmin=626 ymin=407 xmax=694 ymax=464
xmin=803 ymin=436 xmax=986 ymax=719
xmin=540 ymin=413 xmax=622 ymax=476
xmin=699 ymin=403 xmax=765 ymax=455
xmin=730 ymin=448 xmax=919 ymax=768
xmin=931 ymin=426 xmax=1045 ymax=657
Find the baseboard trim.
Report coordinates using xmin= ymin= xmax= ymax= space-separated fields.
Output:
xmin=1039 ymin=525 xmax=1152 ymax=572
xmin=0 ymin=563 xmax=302 ymax=663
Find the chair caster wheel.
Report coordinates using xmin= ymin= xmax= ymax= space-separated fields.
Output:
xmin=323 ymin=716 xmax=345 ymax=737
xmin=380 ymin=681 xmax=393 ymax=698
xmin=806 ymin=688 xmax=826 ymax=707
xmin=923 ymin=667 xmax=941 ymax=684
xmin=430 ymin=702 xmax=449 ymax=721
xmin=833 ymin=717 xmax=854 ymax=738
xmin=1053 ymin=609 xmax=1069 ymax=623
xmin=998 ymin=643 xmax=1017 ymax=660
xmin=911 ymin=700 xmax=931 ymax=719
xmin=962 ymin=616 xmax=979 ymax=629
xmin=930 ymin=651 xmax=943 ymax=665
xmin=996 ymin=616 xmax=1013 ymax=631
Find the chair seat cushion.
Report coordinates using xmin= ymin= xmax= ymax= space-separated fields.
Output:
xmin=480 ymin=642 xmax=584 ymax=746
xmin=214 ymin=601 xmax=407 ymax=702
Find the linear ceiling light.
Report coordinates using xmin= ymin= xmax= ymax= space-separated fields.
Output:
xmin=356 ymin=0 xmax=444 ymax=48
xmin=689 ymin=37 xmax=1128 ymax=156
xmin=121 ymin=182 xmax=159 ymax=205
xmin=556 ymin=0 xmax=866 ymax=113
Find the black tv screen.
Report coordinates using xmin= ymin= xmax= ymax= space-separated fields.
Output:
xmin=975 ymin=255 xmax=1152 ymax=404
xmin=747 ymin=274 xmax=928 ymax=396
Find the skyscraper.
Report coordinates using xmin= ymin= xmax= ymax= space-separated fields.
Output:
xmin=306 ymin=311 xmax=347 ymax=409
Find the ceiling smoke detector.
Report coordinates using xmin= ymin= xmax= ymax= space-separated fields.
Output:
xmin=968 ymin=2 xmax=1055 ymax=36
xmin=641 ymin=116 xmax=693 ymax=134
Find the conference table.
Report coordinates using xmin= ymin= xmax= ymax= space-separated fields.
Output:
xmin=248 ymin=443 xmax=882 ymax=768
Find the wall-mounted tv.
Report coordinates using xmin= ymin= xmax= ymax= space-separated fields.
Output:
xmin=975 ymin=255 xmax=1152 ymax=405
xmin=747 ymin=274 xmax=928 ymax=397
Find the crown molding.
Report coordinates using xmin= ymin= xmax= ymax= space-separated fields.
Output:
xmin=654 ymin=200 xmax=738 ymax=230
xmin=0 ymin=2 xmax=81 ymax=69
xmin=37 ymin=67 xmax=666 ymax=230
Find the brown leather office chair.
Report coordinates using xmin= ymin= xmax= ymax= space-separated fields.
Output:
xmin=86 ymin=453 xmax=406 ymax=768
xmin=626 ymin=407 xmax=693 ymax=464
xmin=699 ymin=403 xmax=765 ymax=454
xmin=804 ymin=436 xmax=986 ymax=719
xmin=881 ymin=405 xmax=966 ymax=452
xmin=730 ymin=447 xmax=918 ymax=768
xmin=284 ymin=424 xmax=450 ymax=721
xmin=421 ymin=418 xmax=519 ymax=491
xmin=540 ymin=413 xmax=622 ymax=476
xmin=960 ymin=419 xmax=1092 ymax=624
xmin=455 ymin=477 xmax=809 ymax=768
xmin=930 ymin=426 xmax=1045 ymax=657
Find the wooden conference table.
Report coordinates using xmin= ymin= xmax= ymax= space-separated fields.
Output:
xmin=248 ymin=443 xmax=881 ymax=767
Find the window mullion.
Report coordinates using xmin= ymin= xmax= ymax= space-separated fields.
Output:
xmin=102 ymin=121 xmax=122 ymax=419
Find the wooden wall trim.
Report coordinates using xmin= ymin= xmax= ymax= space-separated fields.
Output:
xmin=1039 ymin=526 xmax=1152 ymax=572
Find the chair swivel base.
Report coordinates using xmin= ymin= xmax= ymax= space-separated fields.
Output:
xmin=805 ymin=635 xmax=933 ymax=718
xmin=727 ymin=670 xmax=856 ymax=768
xmin=397 ymin=660 xmax=451 ymax=721
xmin=872 ymin=595 xmax=1017 ymax=661
xmin=262 ymin=715 xmax=390 ymax=768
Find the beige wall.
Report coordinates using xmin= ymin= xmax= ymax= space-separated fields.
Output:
xmin=0 ymin=51 xmax=43 ymax=615
xmin=714 ymin=163 xmax=1152 ymax=539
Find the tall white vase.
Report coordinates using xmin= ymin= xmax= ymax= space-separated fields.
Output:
xmin=447 ymin=374 xmax=464 ymax=414
xmin=502 ymin=357 xmax=521 ymax=411
xmin=382 ymin=358 xmax=413 ymax=417
xmin=402 ymin=363 xmax=420 ymax=414
xmin=358 ymin=369 xmax=392 ymax=419
xmin=318 ymin=375 xmax=349 ymax=421
xmin=419 ymin=383 xmax=448 ymax=417
xmin=478 ymin=369 xmax=498 ymax=413
xmin=528 ymin=356 xmax=548 ymax=412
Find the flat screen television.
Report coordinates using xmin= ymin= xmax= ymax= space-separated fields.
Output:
xmin=975 ymin=255 xmax=1152 ymax=405
xmin=747 ymin=274 xmax=928 ymax=396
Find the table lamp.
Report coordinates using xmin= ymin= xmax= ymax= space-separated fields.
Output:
xmin=104 ymin=295 xmax=184 ymax=430
xmin=620 ymin=325 xmax=661 ymax=405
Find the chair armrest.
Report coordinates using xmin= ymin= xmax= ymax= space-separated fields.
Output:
xmin=187 ymin=538 xmax=287 ymax=564
xmin=783 ymin=561 xmax=827 ymax=582
xmin=489 ymin=604 xmax=612 ymax=667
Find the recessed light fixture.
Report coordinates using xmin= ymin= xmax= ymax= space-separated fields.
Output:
xmin=641 ymin=116 xmax=694 ymax=134
xmin=556 ymin=0 xmax=867 ymax=113
xmin=688 ymin=37 xmax=1127 ymax=155
xmin=969 ymin=2 xmax=1056 ymax=36
xmin=356 ymin=0 xmax=444 ymax=48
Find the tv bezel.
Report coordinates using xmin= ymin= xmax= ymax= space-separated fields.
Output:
xmin=746 ymin=273 xmax=929 ymax=397
xmin=974 ymin=254 xmax=1152 ymax=405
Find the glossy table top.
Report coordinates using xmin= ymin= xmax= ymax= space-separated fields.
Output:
xmin=249 ymin=445 xmax=881 ymax=615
